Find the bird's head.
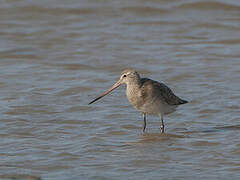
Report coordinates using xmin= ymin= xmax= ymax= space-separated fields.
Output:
xmin=88 ymin=69 xmax=140 ymax=104
xmin=118 ymin=69 xmax=141 ymax=85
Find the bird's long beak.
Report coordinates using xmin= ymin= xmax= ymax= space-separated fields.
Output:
xmin=89 ymin=80 xmax=121 ymax=105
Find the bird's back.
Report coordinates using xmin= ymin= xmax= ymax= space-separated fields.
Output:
xmin=139 ymin=78 xmax=188 ymax=106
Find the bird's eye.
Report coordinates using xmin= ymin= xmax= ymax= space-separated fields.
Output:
xmin=123 ymin=75 xmax=127 ymax=78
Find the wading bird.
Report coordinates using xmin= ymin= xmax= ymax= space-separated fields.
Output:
xmin=89 ymin=69 xmax=188 ymax=133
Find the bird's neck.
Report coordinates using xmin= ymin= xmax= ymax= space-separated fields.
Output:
xmin=126 ymin=78 xmax=141 ymax=95
xmin=126 ymin=78 xmax=142 ymax=108
xmin=126 ymin=77 xmax=141 ymax=88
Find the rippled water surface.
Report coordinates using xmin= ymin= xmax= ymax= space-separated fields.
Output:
xmin=0 ymin=0 xmax=240 ymax=179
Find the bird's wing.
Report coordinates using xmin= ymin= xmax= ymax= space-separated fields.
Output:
xmin=140 ymin=78 xmax=187 ymax=105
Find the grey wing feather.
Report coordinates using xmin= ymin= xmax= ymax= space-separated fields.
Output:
xmin=140 ymin=78 xmax=188 ymax=105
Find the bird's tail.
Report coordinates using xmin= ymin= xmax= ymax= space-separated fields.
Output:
xmin=179 ymin=99 xmax=188 ymax=104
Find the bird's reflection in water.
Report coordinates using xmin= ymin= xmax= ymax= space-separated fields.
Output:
xmin=126 ymin=132 xmax=186 ymax=146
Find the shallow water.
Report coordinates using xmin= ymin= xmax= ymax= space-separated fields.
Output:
xmin=0 ymin=0 xmax=240 ymax=179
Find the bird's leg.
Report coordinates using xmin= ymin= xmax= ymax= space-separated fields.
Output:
xmin=142 ymin=113 xmax=146 ymax=132
xmin=160 ymin=114 xmax=164 ymax=133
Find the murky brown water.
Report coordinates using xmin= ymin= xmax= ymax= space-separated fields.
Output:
xmin=0 ymin=0 xmax=240 ymax=179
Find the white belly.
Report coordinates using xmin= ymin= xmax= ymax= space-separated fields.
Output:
xmin=138 ymin=100 xmax=177 ymax=115
xmin=127 ymin=91 xmax=177 ymax=115
xmin=126 ymin=83 xmax=177 ymax=116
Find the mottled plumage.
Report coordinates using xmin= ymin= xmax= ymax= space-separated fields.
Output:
xmin=89 ymin=69 xmax=188 ymax=133
xmin=140 ymin=78 xmax=187 ymax=105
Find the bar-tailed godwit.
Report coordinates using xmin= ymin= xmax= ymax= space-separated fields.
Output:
xmin=89 ymin=69 xmax=188 ymax=133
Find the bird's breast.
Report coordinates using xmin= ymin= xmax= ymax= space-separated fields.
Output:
xmin=126 ymin=86 xmax=145 ymax=111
